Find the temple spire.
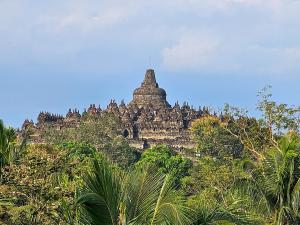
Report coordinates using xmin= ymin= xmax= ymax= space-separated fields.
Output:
xmin=130 ymin=68 xmax=170 ymax=109
xmin=143 ymin=69 xmax=158 ymax=87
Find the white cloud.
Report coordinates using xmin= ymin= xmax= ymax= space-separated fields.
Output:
xmin=161 ymin=0 xmax=283 ymax=13
xmin=162 ymin=32 xmax=300 ymax=76
xmin=162 ymin=34 xmax=220 ymax=70
xmin=38 ymin=6 xmax=130 ymax=33
xmin=1 ymin=0 xmax=300 ymax=77
xmin=249 ymin=46 xmax=300 ymax=76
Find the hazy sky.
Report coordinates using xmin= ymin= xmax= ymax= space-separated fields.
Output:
xmin=1 ymin=0 xmax=300 ymax=127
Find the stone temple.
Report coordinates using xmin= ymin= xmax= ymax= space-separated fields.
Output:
xmin=130 ymin=69 xmax=170 ymax=109
xmin=22 ymin=69 xmax=210 ymax=149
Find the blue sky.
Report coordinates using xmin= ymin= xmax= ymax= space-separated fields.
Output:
xmin=1 ymin=0 xmax=300 ymax=127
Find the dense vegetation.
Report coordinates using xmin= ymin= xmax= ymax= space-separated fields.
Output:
xmin=1 ymin=88 xmax=300 ymax=225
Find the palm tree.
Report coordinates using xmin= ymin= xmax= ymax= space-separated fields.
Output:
xmin=0 ymin=120 xmax=16 ymax=181
xmin=193 ymin=204 xmax=260 ymax=225
xmin=76 ymin=154 xmax=193 ymax=225
xmin=235 ymin=133 xmax=300 ymax=225
xmin=0 ymin=119 xmax=26 ymax=183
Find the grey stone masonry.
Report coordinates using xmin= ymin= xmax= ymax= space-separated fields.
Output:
xmin=21 ymin=69 xmax=214 ymax=149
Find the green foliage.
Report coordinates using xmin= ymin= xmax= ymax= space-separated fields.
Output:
xmin=219 ymin=87 xmax=300 ymax=160
xmin=76 ymin=154 xmax=193 ymax=225
xmin=191 ymin=115 xmax=243 ymax=159
xmin=136 ymin=145 xmax=192 ymax=186
xmin=0 ymin=120 xmax=26 ymax=183
xmin=77 ymin=155 xmax=123 ymax=225
xmin=102 ymin=136 xmax=140 ymax=169
xmin=234 ymin=133 xmax=300 ymax=224
xmin=182 ymin=157 xmax=234 ymax=197
xmin=43 ymin=113 xmax=139 ymax=169
xmin=223 ymin=104 xmax=273 ymax=157
xmin=257 ymin=86 xmax=300 ymax=135
xmin=0 ymin=142 xmax=98 ymax=224
xmin=43 ymin=113 xmax=121 ymax=148
xmin=192 ymin=203 xmax=261 ymax=225
xmin=59 ymin=138 xmax=139 ymax=170
xmin=182 ymin=156 xmax=263 ymax=224
xmin=2 ymin=88 xmax=300 ymax=225
xmin=58 ymin=141 xmax=97 ymax=160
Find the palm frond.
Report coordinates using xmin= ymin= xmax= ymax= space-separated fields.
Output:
xmin=125 ymin=165 xmax=165 ymax=223
xmin=127 ymin=170 xmax=193 ymax=225
xmin=291 ymin=178 xmax=300 ymax=214
xmin=194 ymin=203 xmax=261 ymax=225
xmin=148 ymin=175 xmax=193 ymax=225
xmin=233 ymin=175 xmax=270 ymax=214
xmin=77 ymin=155 xmax=123 ymax=225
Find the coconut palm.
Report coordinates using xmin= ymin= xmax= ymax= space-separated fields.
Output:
xmin=0 ymin=120 xmax=16 ymax=181
xmin=76 ymin=154 xmax=193 ymax=225
xmin=235 ymin=133 xmax=300 ymax=225
xmin=193 ymin=204 xmax=260 ymax=225
xmin=0 ymin=120 xmax=15 ymax=162
xmin=0 ymin=119 xmax=26 ymax=182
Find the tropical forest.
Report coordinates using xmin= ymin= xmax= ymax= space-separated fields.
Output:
xmin=1 ymin=86 xmax=300 ymax=225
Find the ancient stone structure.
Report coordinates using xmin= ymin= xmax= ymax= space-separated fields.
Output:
xmin=130 ymin=69 xmax=170 ymax=109
xmin=22 ymin=69 xmax=210 ymax=149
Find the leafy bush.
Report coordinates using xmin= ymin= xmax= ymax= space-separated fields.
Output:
xmin=0 ymin=143 xmax=98 ymax=224
xmin=136 ymin=145 xmax=192 ymax=186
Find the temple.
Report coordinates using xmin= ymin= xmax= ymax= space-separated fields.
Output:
xmin=130 ymin=69 xmax=170 ymax=109
xmin=22 ymin=69 xmax=211 ymax=149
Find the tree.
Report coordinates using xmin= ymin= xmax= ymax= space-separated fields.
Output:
xmin=0 ymin=142 xmax=98 ymax=224
xmin=220 ymin=87 xmax=300 ymax=161
xmin=0 ymin=120 xmax=26 ymax=183
xmin=257 ymin=85 xmax=300 ymax=136
xmin=43 ymin=113 xmax=121 ymax=148
xmin=102 ymin=136 xmax=140 ymax=169
xmin=192 ymin=204 xmax=260 ymax=225
xmin=182 ymin=156 xmax=235 ymax=197
xmin=191 ymin=115 xmax=243 ymax=159
xmin=135 ymin=145 xmax=192 ymax=186
xmin=235 ymin=133 xmax=300 ymax=224
xmin=181 ymin=156 xmax=262 ymax=224
xmin=76 ymin=154 xmax=193 ymax=225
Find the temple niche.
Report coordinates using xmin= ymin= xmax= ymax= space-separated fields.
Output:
xmin=22 ymin=69 xmax=210 ymax=149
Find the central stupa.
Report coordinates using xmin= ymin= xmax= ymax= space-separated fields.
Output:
xmin=130 ymin=69 xmax=170 ymax=109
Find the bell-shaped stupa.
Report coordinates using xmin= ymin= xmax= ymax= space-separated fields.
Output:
xmin=130 ymin=69 xmax=170 ymax=109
